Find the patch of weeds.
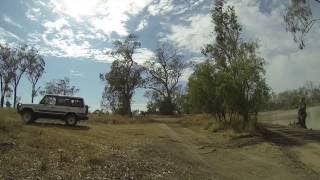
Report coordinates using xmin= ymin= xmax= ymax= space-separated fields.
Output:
xmin=87 ymin=156 xmax=105 ymax=168
xmin=39 ymin=157 xmax=49 ymax=172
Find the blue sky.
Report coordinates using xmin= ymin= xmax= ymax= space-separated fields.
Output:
xmin=0 ymin=0 xmax=320 ymax=111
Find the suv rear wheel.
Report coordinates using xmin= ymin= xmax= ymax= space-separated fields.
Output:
xmin=65 ymin=114 xmax=78 ymax=126
xmin=22 ymin=110 xmax=34 ymax=123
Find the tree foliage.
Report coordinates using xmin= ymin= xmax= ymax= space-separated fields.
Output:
xmin=100 ymin=34 xmax=144 ymax=116
xmin=0 ymin=44 xmax=45 ymax=107
xmin=187 ymin=62 xmax=221 ymax=114
xmin=26 ymin=47 xmax=45 ymax=103
xmin=187 ymin=0 xmax=269 ymax=125
xmin=0 ymin=43 xmax=14 ymax=107
xmin=144 ymin=43 xmax=189 ymax=115
xmin=284 ymin=0 xmax=320 ymax=49
xmin=40 ymin=77 xmax=79 ymax=96
xmin=9 ymin=45 xmax=31 ymax=107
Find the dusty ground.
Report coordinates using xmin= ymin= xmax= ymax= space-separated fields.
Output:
xmin=1 ymin=110 xmax=320 ymax=179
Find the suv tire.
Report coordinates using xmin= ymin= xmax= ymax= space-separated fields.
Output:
xmin=22 ymin=110 xmax=34 ymax=123
xmin=65 ymin=114 xmax=78 ymax=126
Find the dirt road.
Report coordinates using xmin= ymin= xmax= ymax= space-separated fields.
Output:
xmin=155 ymin=123 xmax=320 ymax=180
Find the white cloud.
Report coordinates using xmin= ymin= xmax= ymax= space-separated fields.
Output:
xmin=88 ymin=48 xmax=154 ymax=64
xmin=226 ymin=0 xmax=320 ymax=92
xmin=43 ymin=18 xmax=70 ymax=32
xmin=266 ymin=47 xmax=320 ymax=92
xmin=189 ymin=56 xmax=205 ymax=64
xmin=0 ymin=27 xmax=23 ymax=42
xmin=25 ymin=8 xmax=42 ymax=21
xmin=148 ymin=0 xmax=174 ymax=16
xmin=90 ymin=48 xmax=113 ymax=62
xmin=89 ymin=15 xmax=129 ymax=37
xmin=165 ymin=14 xmax=214 ymax=53
xmin=3 ymin=15 xmax=22 ymax=28
xmin=136 ymin=17 xmax=149 ymax=31
xmin=181 ymin=68 xmax=193 ymax=82
xmin=133 ymin=48 xmax=155 ymax=65
xmin=49 ymin=0 xmax=154 ymax=37
xmin=41 ymin=32 xmax=91 ymax=58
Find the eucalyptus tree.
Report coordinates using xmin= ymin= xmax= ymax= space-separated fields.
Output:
xmin=284 ymin=0 xmax=320 ymax=49
xmin=199 ymin=0 xmax=269 ymax=124
xmin=144 ymin=43 xmax=189 ymax=115
xmin=26 ymin=47 xmax=45 ymax=103
xmin=100 ymin=34 xmax=144 ymax=116
xmin=0 ymin=43 xmax=13 ymax=107
xmin=9 ymin=45 xmax=31 ymax=107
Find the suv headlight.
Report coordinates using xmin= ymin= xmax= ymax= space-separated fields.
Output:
xmin=17 ymin=103 xmax=21 ymax=110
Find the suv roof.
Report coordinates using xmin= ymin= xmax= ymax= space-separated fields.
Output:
xmin=44 ymin=94 xmax=83 ymax=100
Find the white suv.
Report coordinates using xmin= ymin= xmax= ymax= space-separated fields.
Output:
xmin=17 ymin=94 xmax=89 ymax=126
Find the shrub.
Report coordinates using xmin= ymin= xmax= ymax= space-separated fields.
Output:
xmin=89 ymin=114 xmax=155 ymax=124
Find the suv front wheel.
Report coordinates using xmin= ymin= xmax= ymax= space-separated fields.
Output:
xmin=22 ymin=110 xmax=34 ymax=123
xmin=65 ymin=114 xmax=78 ymax=126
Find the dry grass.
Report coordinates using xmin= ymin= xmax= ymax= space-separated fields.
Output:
xmin=2 ymin=109 xmax=317 ymax=179
xmin=0 ymin=110 xmax=207 ymax=179
xmin=0 ymin=108 xmax=22 ymax=133
xmin=176 ymin=114 xmax=258 ymax=133
xmin=89 ymin=114 xmax=156 ymax=124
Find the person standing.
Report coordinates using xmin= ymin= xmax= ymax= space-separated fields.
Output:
xmin=298 ymin=97 xmax=307 ymax=128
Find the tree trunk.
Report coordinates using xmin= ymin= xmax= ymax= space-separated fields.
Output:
xmin=31 ymin=92 xmax=34 ymax=104
xmin=0 ymin=78 xmax=3 ymax=108
xmin=1 ymin=92 xmax=5 ymax=108
xmin=31 ymin=84 xmax=35 ymax=104
xmin=13 ymin=84 xmax=17 ymax=108
xmin=242 ymin=111 xmax=249 ymax=128
xmin=123 ymin=97 xmax=132 ymax=117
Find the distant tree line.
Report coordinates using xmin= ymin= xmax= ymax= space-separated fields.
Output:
xmin=264 ymin=81 xmax=320 ymax=110
xmin=40 ymin=77 xmax=79 ymax=97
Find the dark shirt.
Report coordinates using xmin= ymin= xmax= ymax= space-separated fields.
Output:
xmin=298 ymin=102 xmax=306 ymax=115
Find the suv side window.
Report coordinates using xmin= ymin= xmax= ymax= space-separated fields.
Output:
xmin=45 ymin=96 xmax=56 ymax=105
xmin=56 ymin=98 xmax=67 ymax=106
xmin=56 ymin=98 xmax=84 ymax=107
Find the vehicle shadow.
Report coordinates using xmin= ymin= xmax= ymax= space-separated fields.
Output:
xmin=27 ymin=121 xmax=90 ymax=131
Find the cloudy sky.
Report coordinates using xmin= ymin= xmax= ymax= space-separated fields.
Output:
xmin=0 ymin=0 xmax=319 ymax=110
